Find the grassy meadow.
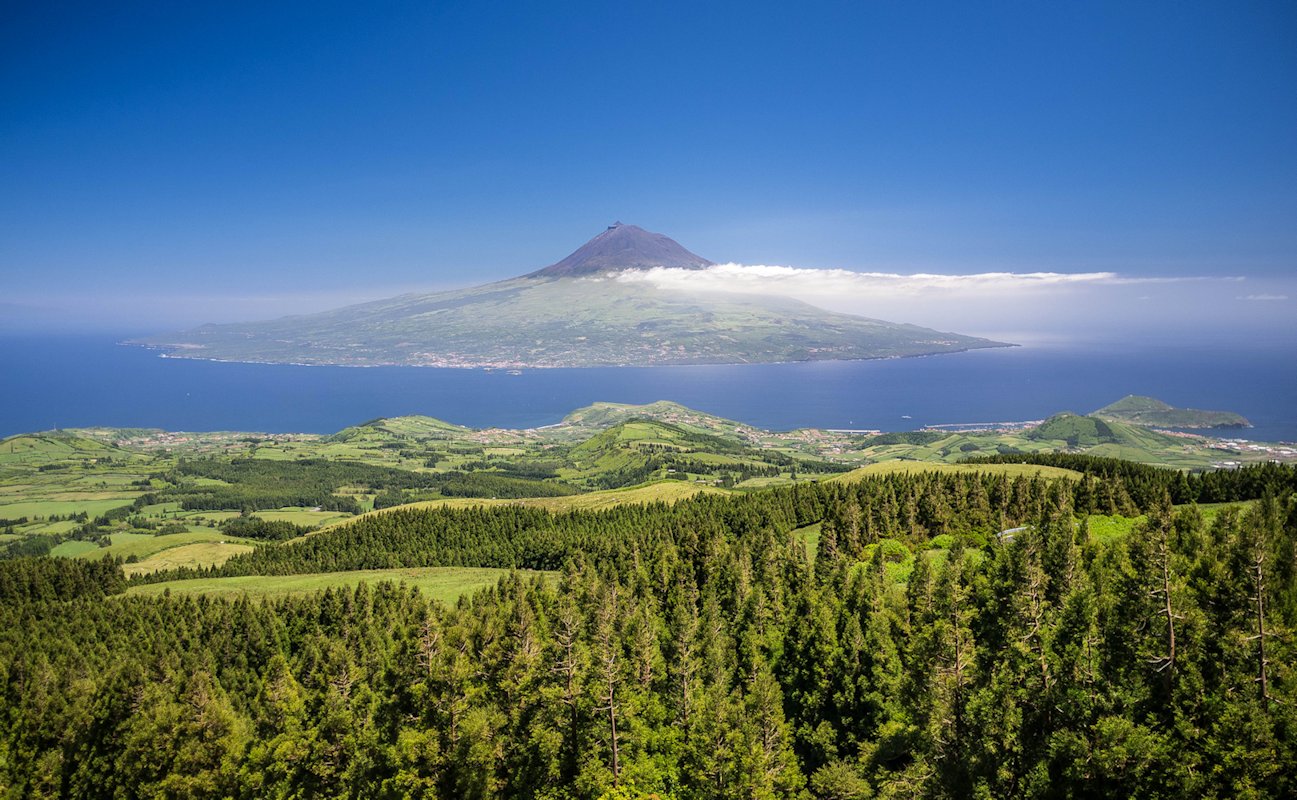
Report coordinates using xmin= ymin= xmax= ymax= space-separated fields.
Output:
xmin=126 ymin=566 xmax=553 ymax=603
xmin=830 ymin=460 xmax=1084 ymax=482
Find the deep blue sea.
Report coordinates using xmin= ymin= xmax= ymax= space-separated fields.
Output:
xmin=2 ymin=334 xmax=1295 ymax=441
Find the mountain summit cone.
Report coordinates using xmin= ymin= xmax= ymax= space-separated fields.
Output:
xmin=134 ymin=223 xmax=1010 ymax=367
xmin=528 ymin=222 xmax=714 ymax=277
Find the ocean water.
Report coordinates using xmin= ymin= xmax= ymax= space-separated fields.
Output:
xmin=1 ymin=334 xmax=1294 ymax=441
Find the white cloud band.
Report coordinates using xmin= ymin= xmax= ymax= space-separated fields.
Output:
xmin=611 ymin=263 xmax=1237 ymax=297
xmin=602 ymin=263 xmax=1283 ymax=344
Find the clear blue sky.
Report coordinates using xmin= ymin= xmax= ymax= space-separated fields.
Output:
xmin=2 ymin=0 xmax=1295 ymax=328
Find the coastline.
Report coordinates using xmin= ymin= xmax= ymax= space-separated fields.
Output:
xmin=123 ymin=339 xmax=1018 ymax=371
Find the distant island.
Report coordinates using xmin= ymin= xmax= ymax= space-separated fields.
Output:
xmin=131 ymin=223 xmax=1009 ymax=368
xmin=1093 ymin=395 xmax=1251 ymax=430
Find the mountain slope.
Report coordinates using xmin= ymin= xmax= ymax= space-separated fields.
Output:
xmin=1026 ymin=413 xmax=1189 ymax=450
xmin=135 ymin=224 xmax=1008 ymax=368
xmin=527 ymin=222 xmax=712 ymax=276
xmin=328 ymin=415 xmax=472 ymax=444
xmin=556 ymin=401 xmax=751 ymax=441
xmin=0 ymin=431 xmax=136 ymax=465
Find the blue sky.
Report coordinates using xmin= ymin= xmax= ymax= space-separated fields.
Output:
xmin=2 ymin=1 xmax=1294 ymax=336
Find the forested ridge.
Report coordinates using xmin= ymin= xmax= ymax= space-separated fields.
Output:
xmin=965 ymin=454 xmax=1297 ymax=504
xmin=2 ymin=460 xmax=1296 ymax=797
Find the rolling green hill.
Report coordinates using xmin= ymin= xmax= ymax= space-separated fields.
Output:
xmin=567 ymin=420 xmax=744 ymax=466
xmin=1027 ymin=413 xmax=1124 ymax=446
xmin=1094 ymin=394 xmax=1251 ymax=429
xmin=557 ymin=400 xmax=749 ymax=438
xmin=328 ymin=414 xmax=473 ymax=443
xmin=562 ymin=419 xmax=816 ymax=488
xmin=1027 ymin=413 xmax=1189 ymax=450
xmin=0 ymin=431 xmax=134 ymax=464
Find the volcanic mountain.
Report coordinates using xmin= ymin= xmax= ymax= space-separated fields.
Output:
xmin=135 ymin=223 xmax=1008 ymax=367
xmin=528 ymin=222 xmax=713 ymax=276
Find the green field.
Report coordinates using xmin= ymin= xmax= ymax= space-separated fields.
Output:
xmin=1196 ymin=500 xmax=1256 ymax=522
xmin=251 ymin=508 xmax=353 ymax=526
xmin=169 ymin=509 xmax=241 ymax=523
xmin=38 ymin=530 xmax=264 ymax=574
xmin=830 ymin=461 xmax=1084 ymax=482
xmin=48 ymin=539 xmax=103 ymax=557
xmin=123 ymin=542 xmax=256 ymax=576
xmin=74 ymin=530 xmax=258 ymax=562
xmin=0 ymin=496 xmax=138 ymax=520
xmin=126 ymin=567 xmax=552 ymax=602
xmin=330 ymin=480 xmax=732 ymax=530
xmin=0 ymin=432 xmax=135 ymax=465
xmin=17 ymin=520 xmax=79 ymax=536
xmin=793 ymin=522 xmax=821 ymax=563
xmin=1066 ymin=501 xmax=1253 ymax=546
xmin=1085 ymin=513 xmax=1146 ymax=544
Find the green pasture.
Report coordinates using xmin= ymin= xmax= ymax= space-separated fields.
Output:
xmin=1196 ymin=500 xmax=1257 ymax=521
xmin=126 ymin=566 xmax=553 ymax=603
xmin=253 ymin=508 xmax=353 ymax=526
xmin=49 ymin=540 xmax=103 ymax=557
xmin=1084 ymin=514 xmax=1145 ymax=544
xmin=831 ymin=461 xmax=1083 ymax=482
xmin=0 ymin=496 xmax=138 ymax=520
xmin=793 ymin=522 xmax=821 ymax=563
xmin=71 ymin=530 xmax=257 ymax=562
xmin=123 ymin=542 xmax=256 ymax=576
xmin=336 ymin=480 xmax=731 ymax=527
xmin=17 ymin=520 xmax=79 ymax=536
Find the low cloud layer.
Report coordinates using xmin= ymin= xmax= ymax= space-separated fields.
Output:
xmin=613 ymin=263 xmax=1230 ymax=295
xmin=613 ymin=263 xmax=1291 ymax=345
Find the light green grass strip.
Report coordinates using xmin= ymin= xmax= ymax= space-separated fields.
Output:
xmin=830 ymin=461 xmax=1083 ymax=482
xmin=125 ymin=567 xmax=554 ymax=603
